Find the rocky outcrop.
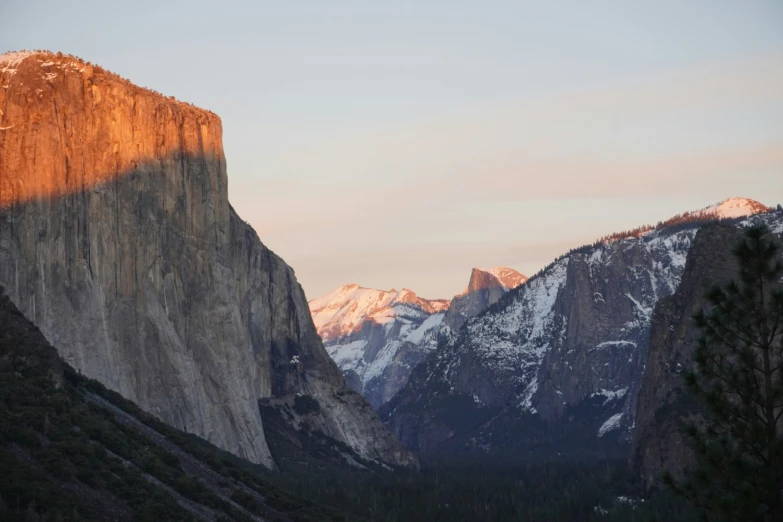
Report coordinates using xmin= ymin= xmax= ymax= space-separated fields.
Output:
xmin=383 ymin=224 xmax=718 ymax=455
xmin=631 ymin=215 xmax=783 ymax=488
xmin=442 ymin=267 xmax=527 ymax=333
xmin=0 ymin=51 xmax=414 ymax=469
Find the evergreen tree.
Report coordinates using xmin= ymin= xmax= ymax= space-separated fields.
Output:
xmin=665 ymin=225 xmax=783 ymax=521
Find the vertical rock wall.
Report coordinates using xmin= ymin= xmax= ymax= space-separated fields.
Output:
xmin=0 ymin=51 xmax=414 ymax=468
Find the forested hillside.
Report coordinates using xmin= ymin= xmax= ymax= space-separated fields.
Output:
xmin=0 ymin=287 xmax=349 ymax=521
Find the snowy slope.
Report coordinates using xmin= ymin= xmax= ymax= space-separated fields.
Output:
xmin=310 ymin=267 xmax=526 ymax=409
xmin=309 ymin=285 xmax=449 ymax=408
xmin=382 ymin=199 xmax=776 ymax=457
xmin=486 ymin=267 xmax=528 ymax=290
xmin=692 ymin=197 xmax=769 ymax=219
xmin=310 ymin=285 xmax=448 ymax=342
xmin=0 ymin=51 xmax=36 ymax=75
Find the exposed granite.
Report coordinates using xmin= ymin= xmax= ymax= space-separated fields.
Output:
xmin=630 ymin=222 xmax=769 ymax=488
xmin=0 ymin=51 xmax=414 ymax=469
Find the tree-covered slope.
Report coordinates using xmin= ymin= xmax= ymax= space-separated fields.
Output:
xmin=0 ymin=286 xmax=354 ymax=522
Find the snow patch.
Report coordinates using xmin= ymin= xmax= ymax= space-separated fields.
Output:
xmin=0 ymin=51 xmax=36 ymax=75
xmin=405 ymin=312 xmax=445 ymax=345
xmin=697 ymin=197 xmax=768 ymax=219
xmin=484 ymin=266 xmax=528 ymax=289
xmin=598 ymin=412 xmax=624 ymax=437
xmin=592 ymin=388 xmax=628 ymax=405
xmin=625 ymin=293 xmax=652 ymax=317
xmin=591 ymin=340 xmax=636 ymax=351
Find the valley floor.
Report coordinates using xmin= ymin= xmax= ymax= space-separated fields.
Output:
xmin=270 ymin=457 xmax=699 ymax=522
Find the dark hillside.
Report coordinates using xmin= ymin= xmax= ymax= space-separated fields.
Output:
xmin=0 ymin=286 xmax=350 ymax=522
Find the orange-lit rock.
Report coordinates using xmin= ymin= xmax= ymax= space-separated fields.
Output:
xmin=0 ymin=52 xmax=416 ymax=470
xmin=0 ymin=51 xmax=223 ymax=209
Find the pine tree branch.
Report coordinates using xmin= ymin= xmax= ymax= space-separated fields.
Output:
xmin=711 ymin=295 xmax=767 ymax=351
xmin=708 ymin=410 xmax=772 ymax=467
xmin=706 ymin=312 xmax=762 ymax=352
xmin=701 ymin=351 xmax=769 ymax=419
xmin=702 ymin=317 xmax=764 ymax=370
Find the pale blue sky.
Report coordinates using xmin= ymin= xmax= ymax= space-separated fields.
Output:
xmin=3 ymin=1 xmax=783 ymax=299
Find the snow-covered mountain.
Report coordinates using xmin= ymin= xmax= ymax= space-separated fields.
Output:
xmin=484 ymin=267 xmax=528 ymax=289
xmin=309 ymin=286 xmax=450 ymax=408
xmin=310 ymin=285 xmax=449 ymax=343
xmin=689 ymin=196 xmax=769 ymax=219
xmin=310 ymin=267 xmax=526 ymax=409
xmin=381 ymin=198 xmax=774 ymax=457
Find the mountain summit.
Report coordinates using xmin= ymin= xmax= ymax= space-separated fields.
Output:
xmin=689 ymin=197 xmax=769 ymax=220
xmin=460 ymin=267 xmax=528 ymax=296
xmin=382 ymin=201 xmax=779 ymax=459
xmin=309 ymin=285 xmax=449 ymax=408
xmin=444 ymin=266 xmax=528 ymax=333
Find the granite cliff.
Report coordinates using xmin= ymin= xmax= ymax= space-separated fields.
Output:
xmin=442 ymin=267 xmax=527 ymax=334
xmin=631 ymin=212 xmax=783 ymax=488
xmin=0 ymin=51 xmax=414 ymax=469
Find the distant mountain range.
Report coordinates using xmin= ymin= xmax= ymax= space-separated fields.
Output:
xmin=377 ymin=197 xmax=778 ymax=462
xmin=309 ymin=267 xmax=527 ymax=409
xmin=310 ymin=196 xmax=779 ymax=473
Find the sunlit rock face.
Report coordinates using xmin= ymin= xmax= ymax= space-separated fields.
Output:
xmin=442 ymin=267 xmax=528 ymax=334
xmin=0 ymin=51 xmax=415 ymax=469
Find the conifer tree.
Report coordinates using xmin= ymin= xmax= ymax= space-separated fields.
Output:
xmin=665 ymin=224 xmax=783 ymax=521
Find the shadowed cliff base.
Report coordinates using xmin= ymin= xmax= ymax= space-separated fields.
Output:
xmin=0 ymin=285 xmax=359 ymax=521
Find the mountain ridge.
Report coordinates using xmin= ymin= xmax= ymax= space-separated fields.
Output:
xmin=381 ymin=199 xmax=777 ymax=458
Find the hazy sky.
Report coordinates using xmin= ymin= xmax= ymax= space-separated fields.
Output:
xmin=3 ymin=1 xmax=783 ymax=299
